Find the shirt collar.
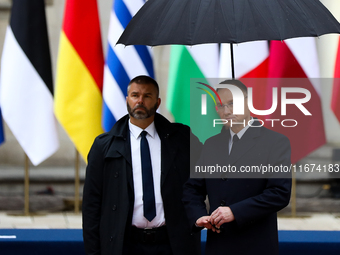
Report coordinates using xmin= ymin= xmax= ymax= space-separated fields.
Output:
xmin=129 ymin=119 xmax=156 ymax=140
xmin=230 ymin=117 xmax=254 ymax=140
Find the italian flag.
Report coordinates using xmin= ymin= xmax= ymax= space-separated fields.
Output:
xmin=54 ymin=0 xmax=104 ymax=161
xmin=219 ymin=41 xmax=269 ymax=114
xmin=167 ymin=45 xmax=219 ymax=142
xmin=219 ymin=42 xmax=269 ymax=78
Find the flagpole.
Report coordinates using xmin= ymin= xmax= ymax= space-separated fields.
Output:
xmin=291 ymin=168 xmax=297 ymax=217
xmin=74 ymin=149 xmax=80 ymax=214
xmin=24 ymin=153 xmax=30 ymax=216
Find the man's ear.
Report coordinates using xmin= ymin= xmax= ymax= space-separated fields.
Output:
xmin=157 ymin=98 xmax=161 ymax=109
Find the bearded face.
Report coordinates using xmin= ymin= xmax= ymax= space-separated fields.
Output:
xmin=127 ymin=101 xmax=158 ymax=119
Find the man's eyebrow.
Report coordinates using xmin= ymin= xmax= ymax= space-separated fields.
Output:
xmin=222 ymin=99 xmax=233 ymax=103
xmin=129 ymin=91 xmax=154 ymax=96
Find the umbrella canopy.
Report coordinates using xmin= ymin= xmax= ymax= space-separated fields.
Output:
xmin=117 ymin=0 xmax=340 ymax=46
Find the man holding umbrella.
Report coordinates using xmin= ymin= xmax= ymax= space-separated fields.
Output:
xmin=112 ymin=1 xmax=340 ymax=254
xmin=183 ymin=79 xmax=292 ymax=255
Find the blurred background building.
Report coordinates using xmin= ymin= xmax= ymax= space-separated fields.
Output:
xmin=0 ymin=0 xmax=339 ymax=211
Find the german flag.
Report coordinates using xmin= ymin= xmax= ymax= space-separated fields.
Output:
xmin=55 ymin=0 xmax=104 ymax=161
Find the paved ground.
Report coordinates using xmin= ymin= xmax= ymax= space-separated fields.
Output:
xmin=1 ymin=212 xmax=340 ymax=230
xmin=0 ymin=212 xmax=82 ymax=229
xmin=278 ymin=213 xmax=340 ymax=230
xmin=1 ymin=164 xmax=340 ymax=230
xmin=0 ymin=192 xmax=339 ymax=230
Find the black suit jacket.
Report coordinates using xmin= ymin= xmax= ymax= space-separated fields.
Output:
xmin=183 ymin=120 xmax=292 ymax=255
xmin=83 ymin=113 xmax=201 ymax=255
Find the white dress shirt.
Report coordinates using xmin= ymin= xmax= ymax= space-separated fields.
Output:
xmin=129 ymin=120 xmax=165 ymax=228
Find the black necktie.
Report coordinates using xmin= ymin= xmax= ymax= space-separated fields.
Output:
xmin=230 ymin=134 xmax=239 ymax=155
xmin=140 ymin=131 xmax=156 ymax=222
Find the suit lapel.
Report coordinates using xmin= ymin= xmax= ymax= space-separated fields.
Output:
xmin=152 ymin=114 xmax=178 ymax=187
xmin=106 ymin=137 xmax=131 ymax=163
xmin=228 ymin=125 xmax=261 ymax=166
xmin=160 ymin=133 xmax=177 ymax=186
xmin=213 ymin=129 xmax=231 ymax=165
xmin=124 ymin=134 xmax=133 ymax=189
xmin=106 ymin=119 xmax=133 ymax=189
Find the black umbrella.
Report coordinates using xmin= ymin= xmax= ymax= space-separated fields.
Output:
xmin=117 ymin=0 xmax=340 ymax=78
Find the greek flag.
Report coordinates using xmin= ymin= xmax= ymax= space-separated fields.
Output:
xmin=102 ymin=0 xmax=154 ymax=131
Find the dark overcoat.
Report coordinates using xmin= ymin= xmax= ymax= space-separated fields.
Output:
xmin=183 ymin=120 xmax=292 ymax=255
xmin=83 ymin=113 xmax=201 ymax=255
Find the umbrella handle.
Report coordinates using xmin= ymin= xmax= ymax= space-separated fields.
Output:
xmin=230 ymin=43 xmax=235 ymax=79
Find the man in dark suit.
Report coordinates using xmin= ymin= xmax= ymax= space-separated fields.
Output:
xmin=83 ymin=75 xmax=201 ymax=255
xmin=183 ymin=79 xmax=292 ymax=255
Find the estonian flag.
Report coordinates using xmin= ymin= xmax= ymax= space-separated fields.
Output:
xmin=0 ymin=0 xmax=59 ymax=165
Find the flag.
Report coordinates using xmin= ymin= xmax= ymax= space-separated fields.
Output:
xmin=332 ymin=37 xmax=340 ymax=123
xmin=0 ymin=108 xmax=4 ymax=145
xmin=219 ymin=41 xmax=269 ymax=115
xmin=268 ymin=38 xmax=326 ymax=164
xmin=54 ymin=0 xmax=104 ymax=161
xmin=167 ymin=44 xmax=219 ymax=142
xmin=0 ymin=0 xmax=58 ymax=165
xmin=102 ymin=0 xmax=154 ymax=132
xmin=219 ymin=42 xmax=269 ymax=78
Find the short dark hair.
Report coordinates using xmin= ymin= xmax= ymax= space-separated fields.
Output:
xmin=127 ymin=75 xmax=159 ymax=97
xmin=218 ymin=79 xmax=247 ymax=95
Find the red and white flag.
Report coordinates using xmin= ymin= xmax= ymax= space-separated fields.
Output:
xmin=267 ymin=38 xmax=326 ymax=164
xmin=219 ymin=41 xmax=269 ymax=79
xmin=332 ymin=37 xmax=340 ymax=124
